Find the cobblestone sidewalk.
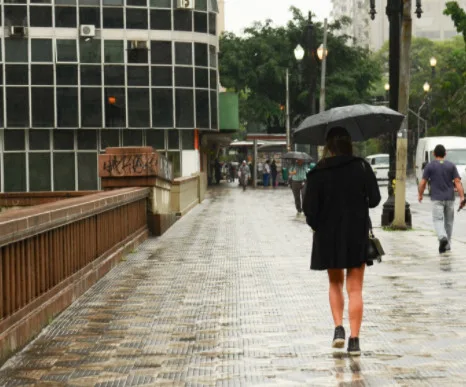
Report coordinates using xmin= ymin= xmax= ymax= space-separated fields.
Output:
xmin=1 ymin=184 xmax=465 ymax=386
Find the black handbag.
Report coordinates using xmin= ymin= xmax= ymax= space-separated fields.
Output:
xmin=366 ymin=216 xmax=384 ymax=265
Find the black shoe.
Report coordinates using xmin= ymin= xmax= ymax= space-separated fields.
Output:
xmin=332 ymin=326 xmax=345 ymax=348
xmin=347 ymin=337 xmax=361 ymax=356
xmin=439 ymin=237 xmax=448 ymax=253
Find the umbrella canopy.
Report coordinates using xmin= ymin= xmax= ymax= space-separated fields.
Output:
xmin=281 ymin=151 xmax=313 ymax=161
xmin=293 ymin=104 xmax=405 ymax=145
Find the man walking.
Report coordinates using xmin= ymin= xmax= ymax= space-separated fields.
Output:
xmin=418 ymin=144 xmax=465 ymax=253
xmin=239 ymin=160 xmax=250 ymax=191
xmin=263 ymin=160 xmax=271 ymax=188
xmin=289 ymin=159 xmax=307 ymax=215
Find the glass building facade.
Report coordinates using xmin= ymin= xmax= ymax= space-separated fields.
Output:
xmin=0 ymin=0 xmax=219 ymax=192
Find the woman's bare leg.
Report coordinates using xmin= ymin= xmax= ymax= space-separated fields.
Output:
xmin=328 ymin=269 xmax=345 ymax=326
xmin=346 ymin=265 xmax=366 ymax=337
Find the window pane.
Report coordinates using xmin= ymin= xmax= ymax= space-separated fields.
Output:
xmin=128 ymin=89 xmax=150 ymax=127
xmin=100 ymin=129 xmax=120 ymax=149
xmin=7 ymin=88 xmax=29 ymax=128
xmin=81 ymin=88 xmax=103 ymax=127
xmin=151 ymin=41 xmax=172 ymax=64
xmin=196 ymin=90 xmax=209 ymax=129
xmin=104 ymin=40 xmax=124 ymax=63
xmin=174 ymin=10 xmax=192 ymax=31
xmin=127 ymin=66 xmax=149 ymax=86
xmin=0 ymin=90 xmax=4 ymax=127
xmin=103 ymin=0 xmax=123 ymax=4
xmin=168 ymin=129 xmax=179 ymax=149
xmin=4 ymin=153 xmax=26 ymax=192
xmin=175 ymin=67 xmax=193 ymax=87
xmin=103 ymin=8 xmax=124 ymax=28
xmin=211 ymin=91 xmax=218 ymax=129
xmin=53 ymin=130 xmax=74 ymax=150
xmin=195 ymin=43 xmax=208 ymax=66
xmin=54 ymin=153 xmax=75 ymax=191
xmin=32 ymin=39 xmax=53 ymax=62
xmin=29 ymin=129 xmax=50 ymax=150
xmin=210 ymin=69 xmax=217 ymax=89
xmin=194 ymin=12 xmax=207 ymax=33
xmin=56 ymin=0 xmax=76 ymax=4
xmin=81 ymin=65 xmax=102 ymax=85
xmin=4 ymin=6 xmax=27 ymax=25
xmin=80 ymin=39 xmax=101 ymax=63
xmin=146 ymin=129 xmax=164 ymax=150
xmin=104 ymin=65 xmax=125 ymax=85
xmin=126 ymin=9 xmax=148 ymax=29
xmin=127 ymin=0 xmax=147 ymax=5
xmin=152 ymin=89 xmax=173 ymax=128
xmin=57 ymin=88 xmax=78 ymax=127
xmin=6 ymin=65 xmax=28 ymax=85
xmin=79 ymin=7 xmax=100 ymax=27
xmin=55 ymin=6 xmax=77 ymax=27
xmin=4 ymin=129 xmax=25 ymax=151
xmin=78 ymin=153 xmax=97 ymax=190
xmin=167 ymin=152 xmax=180 ymax=178
xmin=150 ymin=10 xmax=171 ymax=30
xmin=181 ymin=130 xmax=194 ymax=150
xmin=123 ymin=130 xmax=143 ymax=146
xmin=176 ymin=89 xmax=194 ymax=128
xmin=195 ymin=68 xmax=208 ymax=88
xmin=209 ymin=45 xmax=217 ymax=67
xmin=175 ymin=42 xmax=192 ymax=65
xmin=29 ymin=153 xmax=51 ymax=191
xmin=32 ymin=88 xmax=54 ymax=127
xmin=56 ymin=65 xmax=78 ymax=85
xmin=57 ymin=40 xmax=77 ymax=62
xmin=128 ymin=47 xmax=149 ymax=64
xmin=30 ymin=6 xmax=53 ymax=27
xmin=151 ymin=66 xmax=172 ymax=86
xmin=77 ymin=130 xmax=97 ymax=149
xmin=5 ymin=40 xmax=28 ymax=62
xmin=150 ymin=0 xmax=171 ymax=7
xmin=104 ymin=88 xmax=125 ymax=128
xmin=195 ymin=0 xmax=207 ymax=11
xmin=79 ymin=0 xmax=100 ymax=4
xmin=208 ymin=13 xmax=216 ymax=35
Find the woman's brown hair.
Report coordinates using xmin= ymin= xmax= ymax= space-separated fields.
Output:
xmin=323 ymin=126 xmax=353 ymax=158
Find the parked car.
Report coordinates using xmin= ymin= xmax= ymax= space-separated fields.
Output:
xmin=366 ymin=154 xmax=389 ymax=181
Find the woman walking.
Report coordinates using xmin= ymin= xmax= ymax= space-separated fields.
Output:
xmin=271 ymin=160 xmax=278 ymax=188
xmin=303 ymin=126 xmax=381 ymax=356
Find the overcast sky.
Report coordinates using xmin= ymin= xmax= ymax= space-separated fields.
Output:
xmin=224 ymin=1 xmax=332 ymax=34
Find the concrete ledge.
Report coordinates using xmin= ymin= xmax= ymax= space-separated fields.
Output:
xmin=171 ymin=175 xmax=201 ymax=216
xmin=0 ymin=226 xmax=148 ymax=364
xmin=0 ymin=187 xmax=150 ymax=248
xmin=147 ymin=213 xmax=178 ymax=236
xmin=0 ymin=191 xmax=99 ymax=208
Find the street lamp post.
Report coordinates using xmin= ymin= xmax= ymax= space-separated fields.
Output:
xmin=430 ymin=56 xmax=437 ymax=77
xmin=369 ymin=0 xmax=423 ymax=227
xmin=384 ymin=83 xmax=390 ymax=104
xmin=429 ymin=57 xmax=436 ymax=125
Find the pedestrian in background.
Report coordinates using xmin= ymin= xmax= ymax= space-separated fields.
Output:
xmin=271 ymin=160 xmax=278 ymax=188
xmin=418 ymin=144 xmax=465 ymax=253
xmin=238 ymin=160 xmax=250 ymax=191
xmin=289 ymin=159 xmax=307 ymax=214
xmin=263 ymin=160 xmax=271 ymax=188
xmin=303 ymin=126 xmax=381 ymax=356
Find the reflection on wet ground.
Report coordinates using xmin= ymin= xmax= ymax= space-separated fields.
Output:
xmin=0 ymin=184 xmax=466 ymax=386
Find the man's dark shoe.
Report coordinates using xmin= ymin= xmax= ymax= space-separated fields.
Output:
xmin=347 ymin=337 xmax=361 ymax=356
xmin=332 ymin=325 xmax=345 ymax=348
xmin=439 ymin=237 xmax=448 ymax=253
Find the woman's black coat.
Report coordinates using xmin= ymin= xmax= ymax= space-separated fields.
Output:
xmin=303 ymin=156 xmax=381 ymax=270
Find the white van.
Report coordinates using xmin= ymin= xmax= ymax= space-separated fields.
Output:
xmin=415 ymin=136 xmax=466 ymax=191
xmin=366 ymin=153 xmax=389 ymax=180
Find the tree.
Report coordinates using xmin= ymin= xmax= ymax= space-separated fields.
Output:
xmin=219 ymin=8 xmax=382 ymax=136
xmin=444 ymin=2 xmax=466 ymax=47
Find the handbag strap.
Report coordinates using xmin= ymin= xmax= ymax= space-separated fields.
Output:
xmin=361 ymin=160 xmax=375 ymax=237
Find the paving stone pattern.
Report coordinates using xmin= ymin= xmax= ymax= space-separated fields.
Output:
xmin=1 ymin=184 xmax=466 ymax=386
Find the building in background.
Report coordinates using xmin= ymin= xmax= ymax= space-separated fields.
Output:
xmin=0 ymin=0 xmax=220 ymax=193
xmin=217 ymin=0 xmax=225 ymax=34
xmin=331 ymin=0 xmax=466 ymax=51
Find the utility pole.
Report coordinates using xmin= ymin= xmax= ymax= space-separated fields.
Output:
xmin=392 ymin=0 xmax=412 ymax=229
xmin=306 ymin=12 xmax=318 ymax=160
xmin=318 ymin=18 xmax=328 ymax=160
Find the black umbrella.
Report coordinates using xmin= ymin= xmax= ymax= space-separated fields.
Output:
xmin=293 ymin=104 xmax=405 ymax=145
xmin=281 ymin=151 xmax=313 ymax=161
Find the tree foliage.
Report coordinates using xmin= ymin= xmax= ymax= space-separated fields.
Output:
xmin=444 ymin=2 xmax=466 ymax=47
xmin=219 ymin=8 xmax=382 ymax=135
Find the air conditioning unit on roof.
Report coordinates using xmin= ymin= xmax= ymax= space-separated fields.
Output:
xmin=80 ymin=25 xmax=96 ymax=38
xmin=177 ymin=0 xmax=195 ymax=9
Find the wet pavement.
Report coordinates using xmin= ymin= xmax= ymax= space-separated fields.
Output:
xmin=1 ymin=182 xmax=466 ymax=386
